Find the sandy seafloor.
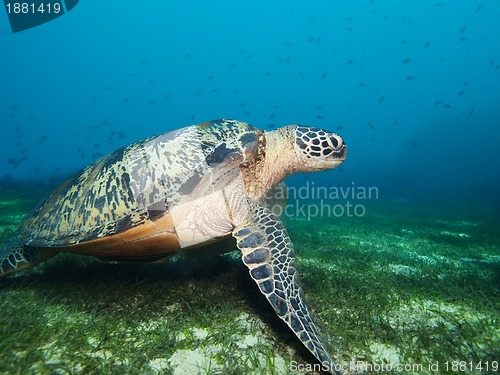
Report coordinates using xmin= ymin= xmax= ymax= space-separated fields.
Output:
xmin=0 ymin=185 xmax=498 ymax=375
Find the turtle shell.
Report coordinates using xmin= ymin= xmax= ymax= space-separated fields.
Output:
xmin=19 ymin=119 xmax=261 ymax=259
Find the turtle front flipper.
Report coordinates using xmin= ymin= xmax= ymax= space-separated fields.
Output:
xmin=233 ymin=200 xmax=341 ymax=375
xmin=0 ymin=238 xmax=56 ymax=278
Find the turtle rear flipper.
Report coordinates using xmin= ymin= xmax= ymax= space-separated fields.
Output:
xmin=0 ymin=238 xmax=56 ymax=278
xmin=233 ymin=200 xmax=340 ymax=375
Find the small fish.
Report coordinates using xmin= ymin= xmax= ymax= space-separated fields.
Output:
xmin=476 ymin=5 xmax=483 ymax=11
xmin=411 ymin=142 xmax=418 ymax=147
xmin=38 ymin=136 xmax=48 ymax=144
xmin=443 ymin=104 xmax=451 ymax=109
xmin=435 ymin=100 xmax=442 ymax=105
xmin=346 ymin=59 xmax=354 ymax=65
xmin=316 ymin=115 xmax=324 ymax=119
xmin=270 ymin=114 xmax=276 ymax=119
xmin=140 ymin=59 xmax=147 ymax=64
xmin=458 ymin=90 xmax=465 ymax=96
xmin=406 ymin=75 xmax=415 ymax=80
xmin=424 ymin=41 xmax=431 ymax=48
xmin=402 ymin=58 xmax=412 ymax=64
xmin=459 ymin=26 xmax=467 ymax=34
xmin=469 ymin=109 xmax=475 ymax=115
xmin=321 ymin=72 xmax=327 ymax=79
xmin=336 ymin=126 xmax=343 ymax=130
xmin=379 ymin=96 xmax=385 ymax=102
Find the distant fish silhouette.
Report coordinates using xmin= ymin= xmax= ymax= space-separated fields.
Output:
xmin=424 ymin=41 xmax=431 ymax=48
xmin=402 ymin=58 xmax=412 ymax=64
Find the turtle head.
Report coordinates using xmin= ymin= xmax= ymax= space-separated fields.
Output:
xmin=292 ymin=126 xmax=347 ymax=171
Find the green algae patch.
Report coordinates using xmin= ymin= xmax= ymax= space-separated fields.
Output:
xmin=1 ymin=189 xmax=499 ymax=374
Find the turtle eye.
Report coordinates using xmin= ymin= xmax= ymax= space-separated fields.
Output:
xmin=327 ymin=134 xmax=343 ymax=150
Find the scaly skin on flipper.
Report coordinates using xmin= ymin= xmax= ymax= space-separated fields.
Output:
xmin=0 ymin=238 xmax=56 ymax=278
xmin=233 ymin=199 xmax=341 ymax=375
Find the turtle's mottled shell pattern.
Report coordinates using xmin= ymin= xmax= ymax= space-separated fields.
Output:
xmin=20 ymin=120 xmax=261 ymax=247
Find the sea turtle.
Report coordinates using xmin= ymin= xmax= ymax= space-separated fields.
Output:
xmin=0 ymin=119 xmax=346 ymax=374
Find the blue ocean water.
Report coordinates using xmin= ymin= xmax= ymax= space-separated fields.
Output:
xmin=1 ymin=0 xmax=499 ymax=207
